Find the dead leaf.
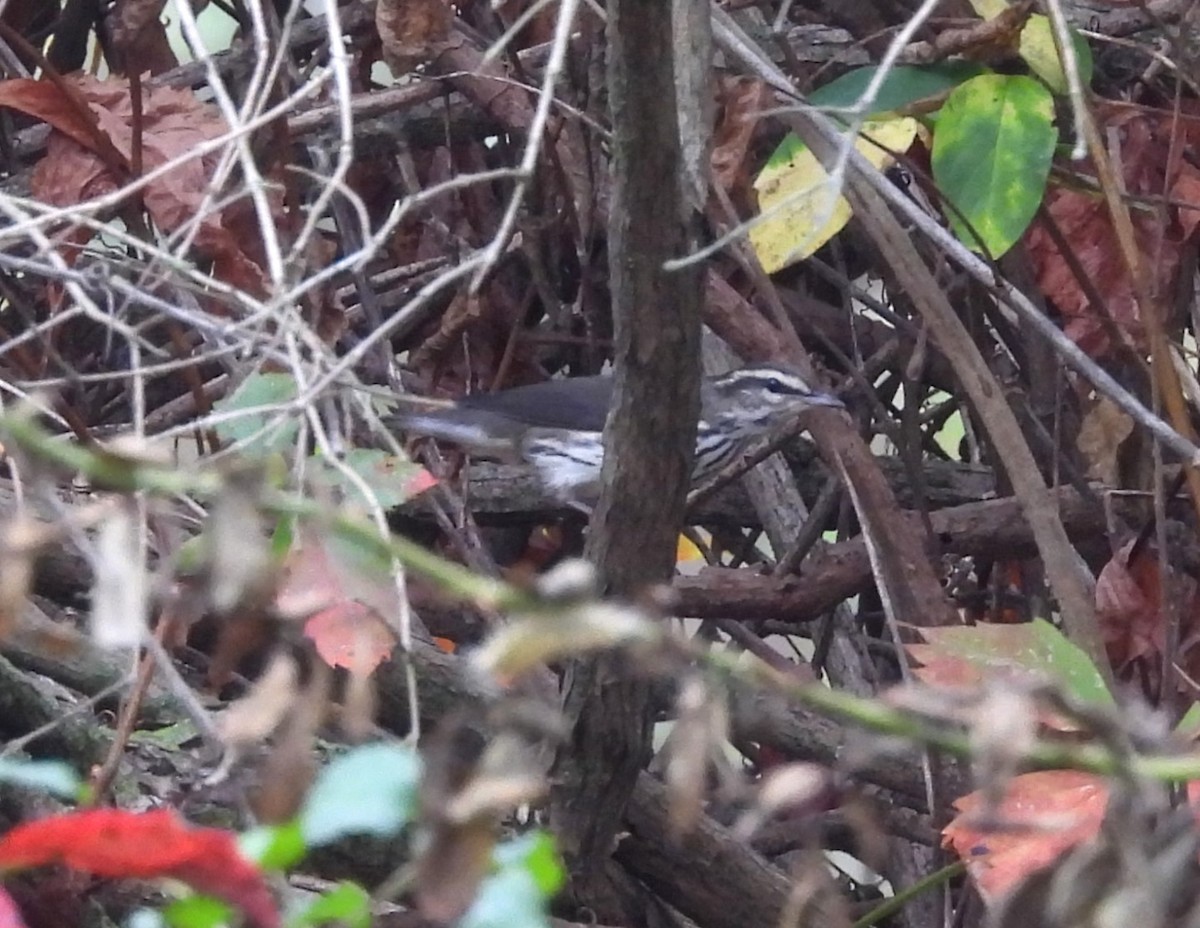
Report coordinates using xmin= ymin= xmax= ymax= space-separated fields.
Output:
xmin=105 ymin=0 xmax=177 ymax=76
xmin=711 ymin=77 xmax=771 ymax=198
xmin=1025 ymin=102 xmax=1200 ymax=357
xmin=216 ymin=650 xmax=299 ymax=747
xmin=376 ymin=0 xmax=455 ymax=74
xmin=16 ymin=74 xmax=274 ymax=297
xmin=280 ymin=529 xmax=399 ymax=675
xmin=1076 ymin=395 xmax=1134 ymax=485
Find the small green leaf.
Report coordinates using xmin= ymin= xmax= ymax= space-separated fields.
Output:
xmin=212 ymin=372 xmax=299 ymax=455
xmin=0 ymin=758 xmax=82 ymax=800
xmin=931 ymin=73 xmax=1057 ymax=255
xmin=807 ymin=62 xmax=987 ymax=117
xmin=240 ymin=820 xmax=307 ymax=871
xmin=299 ymin=743 xmax=422 ymax=846
xmin=163 ymin=896 xmax=233 ymax=928
xmin=1176 ymin=702 xmax=1200 ymax=736
xmin=314 ymin=449 xmax=431 ymax=510
xmin=129 ymin=722 xmax=201 ymax=751
xmin=288 ymin=882 xmax=371 ymax=928
xmin=495 ymin=833 xmax=565 ymax=898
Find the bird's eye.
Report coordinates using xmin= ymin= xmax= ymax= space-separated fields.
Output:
xmin=765 ymin=376 xmax=799 ymax=395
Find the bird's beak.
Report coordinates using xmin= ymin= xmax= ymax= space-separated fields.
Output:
xmin=807 ymin=391 xmax=846 ymax=409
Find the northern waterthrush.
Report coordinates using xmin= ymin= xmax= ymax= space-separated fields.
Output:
xmin=392 ymin=364 xmax=844 ymax=503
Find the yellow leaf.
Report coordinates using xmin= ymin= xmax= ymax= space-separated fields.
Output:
xmin=968 ymin=0 xmax=1072 ymax=93
xmin=750 ymin=117 xmax=919 ymax=273
xmin=677 ymin=533 xmax=704 ymax=563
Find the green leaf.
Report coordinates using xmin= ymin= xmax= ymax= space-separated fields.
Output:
xmin=287 ymin=882 xmax=371 ymax=928
xmin=163 ymin=896 xmax=233 ymax=928
xmin=299 ymin=743 xmax=422 ymax=846
xmin=212 ymin=372 xmax=299 ymax=456
xmin=913 ymin=619 xmax=1113 ymax=705
xmin=129 ymin=722 xmax=201 ymax=751
xmin=495 ymin=833 xmax=565 ymax=898
xmin=313 ymin=448 xmax=433 ymax=510
xmin=806 ymin=62 xmax=987 ymax=118
xmin=931 ymin=73 xmax=1057 ymax=256
xmin=759 ymin=63 xmax=984 ymax=176
xmin=1028 ymin=619 xmax=1113 ymax=706
xmin=240 ymin=820 xmax=307 ymax=871
xmin=1176 ymin=702 xmax=1200 ymax=736
xmin=0 ymin=758 xmax=82 ymax=799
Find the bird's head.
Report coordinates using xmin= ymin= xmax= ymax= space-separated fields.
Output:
xmin=704 ymin=364 xmax=844 ymax=430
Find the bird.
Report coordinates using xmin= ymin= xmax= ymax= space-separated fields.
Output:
xmin=390 ymin=364 xmax=844 ymax=504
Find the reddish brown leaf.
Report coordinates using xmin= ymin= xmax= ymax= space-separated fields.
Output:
xmin=304 ymin=601 xmax=396 ymax=673
xmin=376 ymin=0 xmax=454 ymax=73
xmin=0 ymin=79 xmax=101 ymax=151
xmin=942 ymin=770 xmax=1108 ymax=901
xmin=105 ymin=0 xmax=177 ymax=76
xmin=279 ymin=532 xmax=398 ymax=673
xmin=944 ymin=772 xmax=1200 ymax=901
xmin=711 ymin=77 xmax=771 ymax=198
xmin=0 ymin=809 xmax=279 ymax=928
xmin=24 ymin=74 xmax=272 ymax=297
xmin=1094 ymin=538 xmax=1200 ymax=686
xmin=1025 ymin=103 xmax=1200 ymax=357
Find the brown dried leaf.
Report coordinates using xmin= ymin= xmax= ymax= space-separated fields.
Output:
xmin=216 ymin=650 xmax=299 ymax=747
xmin=376 ymin=0 xmax=454 ymax=74
xmin=1076 ymin=395 xmax=1134 ymax=485
xmin=711 ymin=77 xmax=771 ymax=197
xmin=1094 ymin=538 xmax=1200 ymax=684
xmin=251 ymin=659 xmax=328 ymax=824
xmin=0 ymin=79 xmax=102 ymax=150
xmin=24 ymin=74 xmax=272 ymax=296
xmin=105 ymin=0 xmax=177 ymax=76
xmin=1025 ymin=103 xmax=1200 ymax=357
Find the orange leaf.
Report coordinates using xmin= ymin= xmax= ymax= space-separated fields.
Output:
xmin=943 ymin=772 xmax=1200 ymax=901
xmin=0 ymin=809 xmax=278 ymax=928
xmin=304 ymin=601 xmax=396 ymax=672
xmin=281 ymin=531 xmax=398 ymax=673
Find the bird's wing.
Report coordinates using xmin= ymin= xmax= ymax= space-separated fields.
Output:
xmin=455 ymin=375 xmax=613 ymax=432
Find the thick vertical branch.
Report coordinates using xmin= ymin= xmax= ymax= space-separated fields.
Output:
xmin=549 ymin=0 xmax=705 ymax=919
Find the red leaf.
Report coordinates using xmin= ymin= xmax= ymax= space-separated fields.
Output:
xmin=1095 ymin=538 xmax=1200 ymax=688
xmin=281 ymin=532 xmax=397 ymax=673
xmin=304 ymin=601 xmax=396 ymax=672
xmin=943 ymin=772 xmax=1200 ymax=902
xmin=0 ymin=79 xmax=100 ymax=152
xmin=0 ymin=809 xmax=278 ymax=928
xmin=1024 ymin=103 xmax=1200 ymax=358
